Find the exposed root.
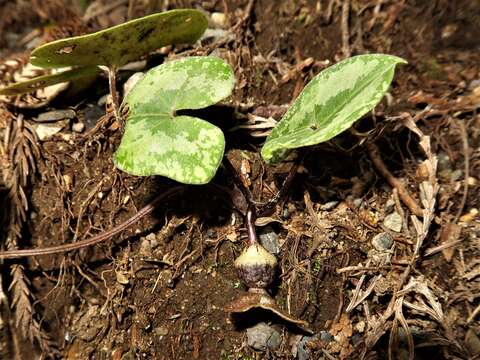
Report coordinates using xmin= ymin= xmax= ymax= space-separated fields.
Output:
xmin=0 ymin=186 xmax=183 ymax=259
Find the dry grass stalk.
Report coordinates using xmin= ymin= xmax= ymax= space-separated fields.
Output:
xmin=362 ymin=115 xmax=442 ymax=359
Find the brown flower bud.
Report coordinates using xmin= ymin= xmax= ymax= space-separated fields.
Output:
xmin=234 ymin=244 xmax=277 ymax=288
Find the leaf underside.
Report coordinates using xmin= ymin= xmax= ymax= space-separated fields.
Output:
xmin=261 ymin=54 xmax=407 ymax=164
xmin=0 ymin=66 xmax=100 ymax=96
xmin=30 ymin=9 xmax=207 ymax=68
xmin=114 ymin=56 xmax=235 ymax=184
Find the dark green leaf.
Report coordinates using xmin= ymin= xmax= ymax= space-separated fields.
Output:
xmin=30 ymin=10 xmax=207 ymax=68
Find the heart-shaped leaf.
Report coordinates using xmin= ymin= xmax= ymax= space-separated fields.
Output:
xmin=0 ymin=66 xmax=100 ymax=96
xmin=261 ymin=54 xmax=407 ymax=163
xmin=30 ymin=9 xmax=207 ymax=68
xmin=114 ymin=56 xmax=235 ymax=184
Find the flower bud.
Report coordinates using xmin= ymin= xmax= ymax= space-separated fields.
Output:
xmin=234 ymin=244 xmax=277 ymax=288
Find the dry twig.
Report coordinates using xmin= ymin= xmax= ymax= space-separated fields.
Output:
xmin=367 ymin=141 xmax=424 ymax=217
xmin=453 ymin=119 xmax=470 ymax=222
xmin=341 ymin=0 xmax=351 ymax=58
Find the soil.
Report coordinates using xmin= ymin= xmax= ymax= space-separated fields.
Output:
xmin=0 ymin=0 xmax=479 ymax=359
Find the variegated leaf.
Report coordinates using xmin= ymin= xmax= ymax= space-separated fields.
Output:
xmin=261 ymin=54 xmax=407 ymax=163
xmin=30 ymin=10 xmax=207 ymax=68
xmin=114 ymin=56 xmax=235 ymax=184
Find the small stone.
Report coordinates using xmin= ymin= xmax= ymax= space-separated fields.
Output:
xmin=154 ymin=325 xmax=169 ymax=337
xmin=296 ymin=335 xmax=318 ymax=360
xmin=383 ymin=212 xmax=402 ymax=232
xmin=25 ymin=36 xmax=42 ymax=50
xmin=120 ymin=60 xmax=146 ymax=71
xmin=247 ymin=322 xmax=282 ymax=351
xmin=459 ymin=208 xmax=479 ymax=223
xmin=34 ymin=121 xmax=66 ymax=140
xmin=72 ymin=122 xmax=85 ymax=133
xmin=351 ymin=334 xmax=363 ymax=346
xmin=145 ymin=233 xmax=159 ymax=249
xmin=354 ymin=320 xmax=366 ymax=333
xmin=206 ymin=229 xmax=216 ymax=237
xmin=259 ymin=226 xmax=280 ymax=255
xmin=159 ymin=45 xmax=172 ymax=55
xmin=450 ymin=169 xmax=463 ymax=181
xmin=97 ymin=94 xmax=109 ymax=106
xmin=467 ymin=177 xmax=477 ymax=186
xmin=116 ymin=271 xmax=129 ymax=285
xmin=465 ymin=329 xmax=480 ymax=355
xmin=41 ymin=82 xmax=69 ymax=101
xmin=76 ymin=305 xmax=103 ymax=341
xmin=437 ymin=152 xmax=451 ymax=171
xmin=84 ymin=104 xmax=104 ymax=129
xmin=37 ymin=109 xmax=76 ymax=122
xmin=468 ymin=79 xmax=480 ymax=90
xmin=145 ymin=233 xmax=155 ymax=240
xmin=123 ymin=72 xmax=144 ymax=97
xmin=201 ymin=28 xmax=230 ymax=42
xmin=384 ymin=199 xmax=395 ymax=213
xmin=321 ymin=201 xmax=339 ymax=211
xmin=371 ymin=232 xmax=394 ymax=251
xmin=353 ymin=198 xmax=363 ymax=208
xmin=210 ymin=12 xmax=227 ymax=28
xmin=139 ymin=239 xmax=152 ymax=255
xmin=319 ymin=331 xmax=333 ymax=342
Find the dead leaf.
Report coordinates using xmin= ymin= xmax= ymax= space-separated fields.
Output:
xmin=439 ymin=223 xmax=461 ymax=262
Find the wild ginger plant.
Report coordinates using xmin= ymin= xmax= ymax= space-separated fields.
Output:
xmin=0 ymin=52 xmax=406 ymax=335
xmin=0 ymin=53 xmax=406 ymax=256
xmin=0 ymin=54 xmax=406 ymax=331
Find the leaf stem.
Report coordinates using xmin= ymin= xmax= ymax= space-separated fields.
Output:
xmin=245 ymin=206 xmax=258 ymax=246
xmin=258 ymin=151 xmax=304 ymax=217
xmin=224 ymin=158 xmax=254 ymax=205
xmin=108 ymin=66 xmax=122 ymax=129
xmin=224 ymin=159 xmax=258 ymax=247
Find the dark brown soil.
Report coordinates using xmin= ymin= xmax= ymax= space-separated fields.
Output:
xmin=1 ymin=1 xmax=479 ymax=359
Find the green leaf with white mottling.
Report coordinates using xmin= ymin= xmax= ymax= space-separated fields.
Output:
xmin=114 ymin=56 xmax=235 ymax=184
xmin=0 ymin=66 xmax=100 ymax=96
xmin=261 ymin=54 xmax=407 ymax=163
xmin=30 ymin=9 xmax=207 ymax=68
